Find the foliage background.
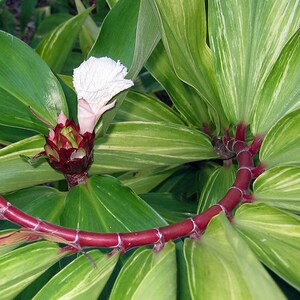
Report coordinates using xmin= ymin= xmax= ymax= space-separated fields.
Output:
xmin=0 ymin=0 xmax=299 ymax=299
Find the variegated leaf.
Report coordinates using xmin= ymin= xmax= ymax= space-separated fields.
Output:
xmin=33 ymin=250 xmax=118 ymax=299
xmin=184 ymin=213 xmax=285 ymax=299
xmin=253 ymin=166 xmax=300 ymax=213
xmin=209 ymin=0 xmax=300 ymax=124
xmin=151 ymin=0 xmax=225 ymax=126
xmin=0 ymin=242 xmax=68 ymax=299
xmin=146 ymin=41 xmax=211 ymax=127
xmin=235 ymin=203 xmax=300 ymax=290
xmin=251 ymin=29 xmax=300 ymax=135
xmin=110 ymin=242 xmax=177 ymax=300
xmin=259 ymin=108 xmax=300 ymax=167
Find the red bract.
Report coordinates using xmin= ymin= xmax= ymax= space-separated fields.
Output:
xmin=34 ymin=113 xmax=95 ymax=188
xmin=44 ymin=119 xmax=94 ymax=175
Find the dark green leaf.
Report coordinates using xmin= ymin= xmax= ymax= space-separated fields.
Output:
xmin=0 ymin=31 xmax=68 ymax=134
xmin=198 ymin=165 xmax=236 ymax=213
xmin=36 ymin=9 xmax=91 ymax=73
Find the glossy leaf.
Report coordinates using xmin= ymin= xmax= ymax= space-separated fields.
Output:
xmin=0 ymin=31 xmax=67 ymax=134
xmin=259 ymin=108 xmax=300 ymax=167
xmin=92 ymin=122 xmax=217 ymax=174
xmin=0 ymin=241 xmax=68 ymax=299
xmin=119 ymin=166 xmax=178 ymax=195
xmin=36 ymin=9 xmax=91 ymax=73
xmin=4 ymin=186 xmax=65 ymax=224
xmin=209 ymin=0 xmax=300 ymax=124
xmin=0 ymin=135 xmax=63 ymax=194
xmin=61 ymin=175 xmax=167 ymax=232
xmin=110 ymin=241 xmax=176 ymax=300
xmin=90 ymin=0 xmax=160 ymax=136
xmin=0 ymin=125 xmax=35 ymax=145
xmin=197 ymin=165 xmax=236 ymax=213
xmin=235 ymin=203 xmax=300 ymax=291
xmin=141 ymin=193 xmax=197 ymax=224
xmin=34 ymin=250 xmax=118 ymax=300
xmin=0 ymin=121 xmax=215 ymax=193
xmin=184 ymin=213 xmax=285 ymax=300
xmin=251 ymin=29 xmax=300 ymax=135
xmin=152 ymin=0 xmax=223 ymax=124
xmin=146 ymin=41 xmax=210 ymax=126
xmin=114 ymin=90 xmax=184 ymax=125
xmin=253 ymin=166 xmax=300 ymax=213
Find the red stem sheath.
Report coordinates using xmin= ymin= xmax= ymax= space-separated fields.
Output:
xmin=0 ymin=125 xmax=262 ymax=252
xmin=249 ymin=135 xmax=264 ymax=156
xmin=235 ymin=122 xmax=247 ymax=141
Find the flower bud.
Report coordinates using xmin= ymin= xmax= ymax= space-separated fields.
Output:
xmin=37 ymin=112 xmax=95 ymax=188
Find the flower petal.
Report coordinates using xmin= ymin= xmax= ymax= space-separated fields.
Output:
xmin=73 ymin=57 xmax=133 ymax=105
xmin=77 ymin=99 xmax=99 ymax=134
xmin=57 ymin=111 xmax=68 ymax=126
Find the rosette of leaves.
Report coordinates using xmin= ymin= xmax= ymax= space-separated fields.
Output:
xmin=0 ymin=0 xmax=299 ymax=299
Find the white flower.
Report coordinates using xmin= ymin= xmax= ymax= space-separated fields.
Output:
xmin=73 ymin=56 xmax=134 ymax=134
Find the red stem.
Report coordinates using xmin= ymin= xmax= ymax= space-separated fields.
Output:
xmin=0 ymin=130 xmax=263 ymax=252
xmin=249 ymin=135 xmax=264 ymax=156
xmin=235 ymin=122 xmax=247 ymax=141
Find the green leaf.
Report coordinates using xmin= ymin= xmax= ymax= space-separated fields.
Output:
xmin=197 ymin=165 xmax=236 ymax=213
xmin=251 ymin=29 xmax=300 ymax=135
xmin=20 ymin=0 xmax=37 ymax=34
xmin=209 ymin=0 xmax=300 ymax=124
xmin=184 ymin=213 xmax=285 ymax=300
xmin=141 ymin=193 xmax=197 ymax=224
xmin=253 ymin=166 xmax=300 ymax=213
xmin=151 ymin=0 xmax=224 ymax=125
xmin=259 ymin=108 xmax=300 ymax=167
xmin=0 ymin=31 xmax=68 ymax=134
xmin=75 ymin=0 xmax=99 ymax=40
xmin=235 ymin=203 xmax=300 ymax=291
xmin=90 ymin=0 xmax=160 ymax=136
xmin=0 ymin=121 xmax=215 ymax=193
xmin=119 ymin=166 xmax=178 ymax=195
xmin=0 ymin=125 xmax=35 ymax=145
xmin=61 ymin=175 xmax=167 ymax=232
xmin=0 ymin=241 xmax=68 ymax=299
xmin=4 ymin=186 xmax=65 ymax=224
xmin=114 ymin=90 xmax=185 ymax=125
xmin=33 ymin=250 xmax=118 ymax=300
xmin=91 ymin=122 xmax=217 ymax=174
xmin=110 ymin=242 xmax=177 ymax=300
xmin=0 ymin=7 xmax=16 ymax=34
xmin=31 ymin=13 xmax=72 ymax=47
xmin=0 ymin=135 xmax=63 ymax=194
xmin=36 ymin=9 xmax=91 ymax=73
xmin=146 ymin=41 xmax=210 ymax=127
